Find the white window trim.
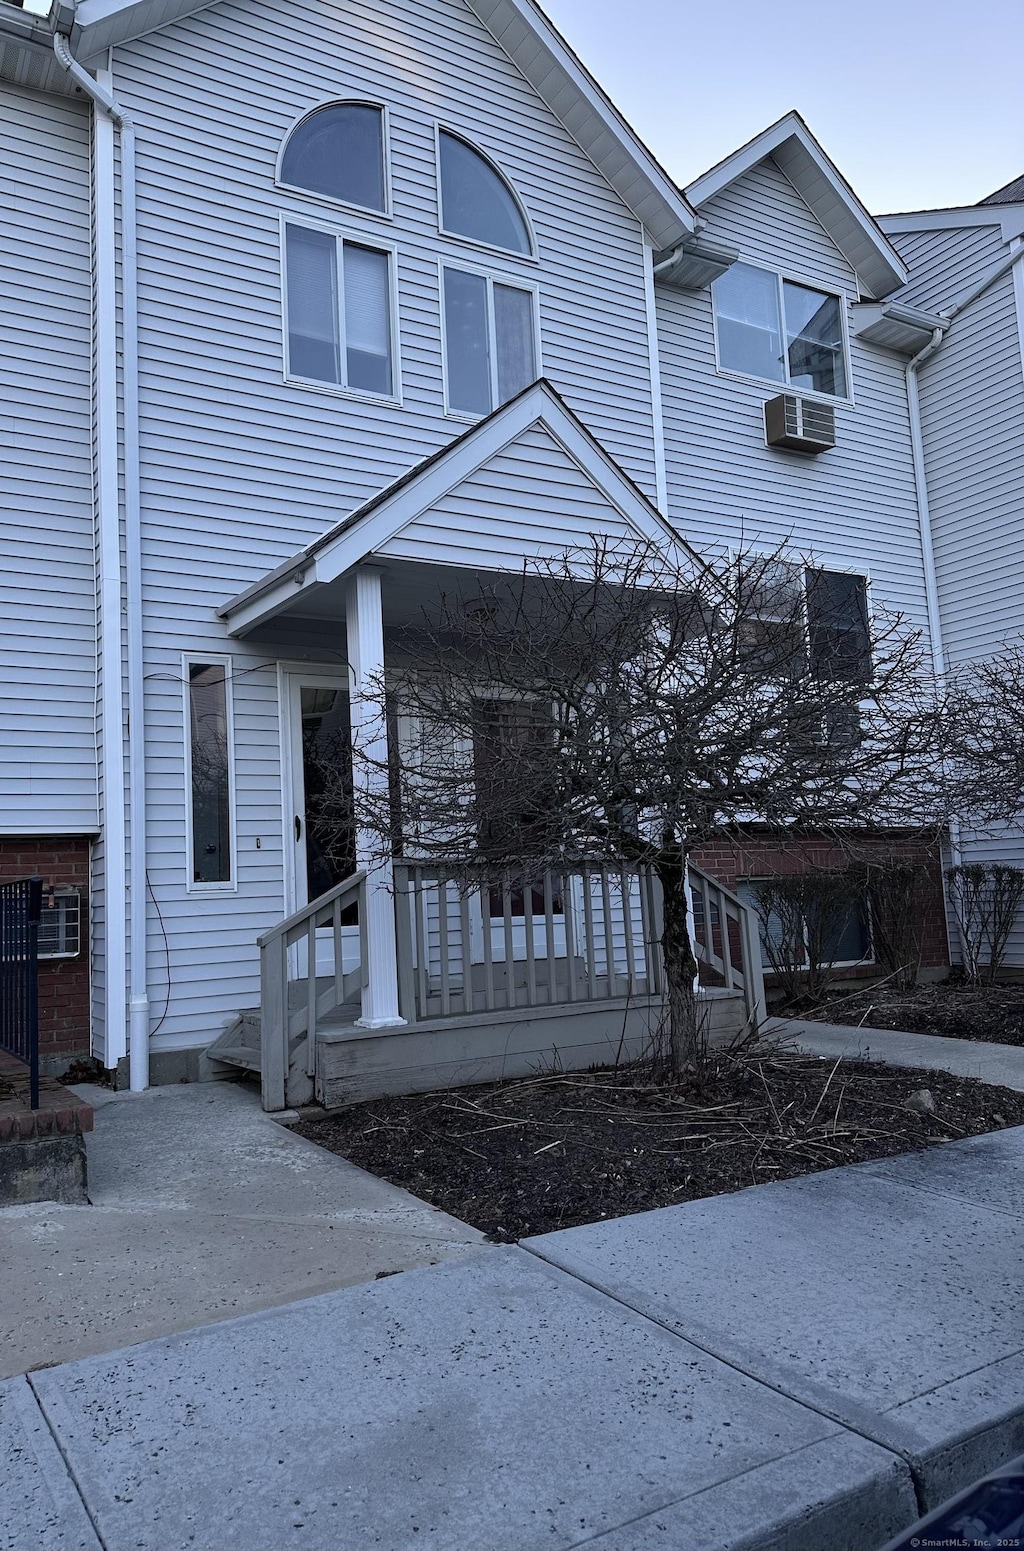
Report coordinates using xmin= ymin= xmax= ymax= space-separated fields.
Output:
xmin=183 ymin=653 xmax=238 ymax=896
xmin=280 ymin=213 xmax=403 ymax=406
xmin=275 ymin=99 xmax=394 ymax=222
xmin=438 ymin=257 xmax=542 ymax=422
xmin=711 ymin=255 xmax=855 ymax=407
xmin=434 ymin=122 xmax=539 ymax=264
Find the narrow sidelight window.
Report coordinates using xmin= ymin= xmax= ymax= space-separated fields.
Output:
xmin=188 ymin=662 xmax=233 ymax=886
xmin=285 ymin=224 xmax=394 ymax=396
xmin=443 ymin=265 xmax=536 ymax=416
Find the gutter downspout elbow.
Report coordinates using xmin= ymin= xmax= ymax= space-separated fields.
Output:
xmin=54 ymin=33 xmax=149 ymax=1092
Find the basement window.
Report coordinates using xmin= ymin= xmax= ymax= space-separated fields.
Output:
xmin=37 ymin=891 xmax=81 ymax=959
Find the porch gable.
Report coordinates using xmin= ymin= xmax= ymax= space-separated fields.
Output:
xmin=220 ymin=381 xmax=693 ymax=637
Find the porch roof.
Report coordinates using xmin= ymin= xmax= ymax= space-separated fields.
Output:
xmin=219 ymin=380 xmax=694 ymax=639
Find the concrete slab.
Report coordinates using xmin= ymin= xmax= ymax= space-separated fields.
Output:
xmin=29 ymin=1250 xmax=916 ymax=1551
xmin=771 ymin=1016 xmax=1024 ymax=1092
xmin=525 ymin=1137 xmax=1024 ymax=1509
xmin=862 ymin=1126 xmax=1024 ymax=1218
xmin=0 ymin=1377 xmax=100 ymax=1551
xmin=0 ymin=1082 xmax=482 ymax=1378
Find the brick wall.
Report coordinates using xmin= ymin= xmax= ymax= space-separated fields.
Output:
xmin=0 ymin=838 xmax=91 ymax=1061
xmin=691 ymin=831 xmax=949 ymax=979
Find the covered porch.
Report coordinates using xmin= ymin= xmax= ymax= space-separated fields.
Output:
xmin=212 ymin=384 xmax=766 ymax=1109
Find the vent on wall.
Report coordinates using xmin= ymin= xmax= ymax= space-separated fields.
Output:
xmin=764 ymin=394 xmax=836 ymax=454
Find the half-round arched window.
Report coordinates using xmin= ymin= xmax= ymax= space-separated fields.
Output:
xmin=438 ymin=130 xmax=532 ymax=255
xmin=280 ymin=102 xmax=387 ymax=212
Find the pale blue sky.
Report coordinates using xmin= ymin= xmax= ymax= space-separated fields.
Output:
xmin=541 ymin=0 xmax=1024 ymax=214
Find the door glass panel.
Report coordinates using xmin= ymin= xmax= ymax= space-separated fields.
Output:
xmin=300 ymin=687 xmax=355 ymax=903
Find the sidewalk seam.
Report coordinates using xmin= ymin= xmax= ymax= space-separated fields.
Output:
xmin=26 ymin=1373 xmax=109 ymax=1551
xmin=519 ymin=1241 xmax=918 ymax=1474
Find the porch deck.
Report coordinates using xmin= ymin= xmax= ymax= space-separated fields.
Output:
xmin=209 ymin=862 xmax=765 ymax=1111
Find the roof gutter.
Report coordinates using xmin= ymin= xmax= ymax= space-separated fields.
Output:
xmin=54 ymin=32 xmax=149 ymax=1092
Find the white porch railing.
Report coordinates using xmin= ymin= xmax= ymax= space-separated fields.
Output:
xmin=256 ymin=859 xmax=766 ymax=1110
xmin=393 ymin=860 xmax=665 ymax=1021
xmin=688 ymin=863 xmax=767 ymax=1026
xmin=257 ymin=871 xmax=367 ymax=1112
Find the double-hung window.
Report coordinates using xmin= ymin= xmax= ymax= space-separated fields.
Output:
xmin=713 ymin=261 xmax=849 ymax=398
xmin=285 ymin=222 xmax=395 ymax=397
xmin=442 ymin=266 xmax=537 ymax=416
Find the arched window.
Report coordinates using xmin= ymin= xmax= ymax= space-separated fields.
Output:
xmin=438 ymin=130 xmax=532 ymax=255
xmin=280 ymin=103 xmax=386 ymax=212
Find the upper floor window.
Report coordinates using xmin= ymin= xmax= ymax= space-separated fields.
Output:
xmin=438 ymin=130 xmax=532 ymax=256
xmin=442 ymin=265 xmax=537 ymax=416
xmin=285 ymin=222 xmax=395 ymax=397
xmin=713 ymin=261 xmax=848 ymax=398
xmin=280 ymin=103 xmax=387 ymax=213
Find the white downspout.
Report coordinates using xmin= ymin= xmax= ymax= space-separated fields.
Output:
xmin=642 ymin=234 xmax=669 ymax=514
xmin=55 ymin=34 xmax=149 ymax=1090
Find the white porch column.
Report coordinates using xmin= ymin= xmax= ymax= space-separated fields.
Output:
xmin=346 ymin=567 xmax=406 ymax=1029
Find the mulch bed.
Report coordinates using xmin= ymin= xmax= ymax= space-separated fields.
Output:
xmin=810 ymin=982 xmax=1024 ymax=1047
xmin=295 ymin=1039 xmax=1024 ymax=1240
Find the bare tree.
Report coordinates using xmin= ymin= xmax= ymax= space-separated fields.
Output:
xmin=947 ymin=643 xmax=1024 ymax=828
xmin=352 ymin=537 xmax=944 ymax=1073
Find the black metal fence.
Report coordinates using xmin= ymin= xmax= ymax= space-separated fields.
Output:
xmin=0 ymin=876 xmax=43 ymax=1109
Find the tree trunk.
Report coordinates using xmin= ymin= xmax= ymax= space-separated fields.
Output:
xmin=656 ymin=845 xmax=703 ymax=1075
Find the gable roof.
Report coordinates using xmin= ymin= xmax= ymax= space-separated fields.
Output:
xmin=69 ymin=0 xmax=696 ymax=250
xmin=978 ymin=173 xmax=1024 ymax=207
xmin=684 ymin=111 xmax=908 ymax=300
xmin=220 ymin=379 xmax=692 ymax=637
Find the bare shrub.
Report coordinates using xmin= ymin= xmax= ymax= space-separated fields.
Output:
xmin=946 ymin=863 xmax=1024 ymax=983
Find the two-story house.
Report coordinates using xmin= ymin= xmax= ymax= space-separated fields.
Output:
xmin=0 ymin=0 xmax=993 ymax=1108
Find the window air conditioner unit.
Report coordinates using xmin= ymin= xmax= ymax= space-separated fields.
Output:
xmin=764 ymin=394 xmax=836 ymax=454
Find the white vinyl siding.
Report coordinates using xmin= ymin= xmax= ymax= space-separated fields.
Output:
xmin=884 ymin=221 xmax=1024 ymax=966
xmin=377 ymin=422 xmax=639 ymax=569
xmin=884 ymin=222 xmax=1024 ymax=667
xmin=0 ymin=85 xmax=97 ymax=834
xmin=109 ymin=0 xmax=660 ymax=1053
xmin=657 ymin=156 xmax=931 ymax=639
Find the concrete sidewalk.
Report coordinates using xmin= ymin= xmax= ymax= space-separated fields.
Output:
xmin=770 ymin=1014 xmax=1024 ymax=1091
xmin=0 ymin=1080 xmax=482 ymax=1378
xmin=6 ymin=1127 xmax=1024 ymax=1551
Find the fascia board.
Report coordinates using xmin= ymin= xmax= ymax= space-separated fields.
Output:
xmin=72 ymin=0 xmax=219 ymax=59
xmin=463 ymin=0 xmax=695 ymax=249
xmin=686 ymin=113 xmax=907 ymax=299
xmin=879 ymin=207 xmax=1024 ymax=244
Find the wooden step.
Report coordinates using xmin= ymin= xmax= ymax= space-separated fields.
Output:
xmin=207 ymin=1044 xmax=261 ymax=1072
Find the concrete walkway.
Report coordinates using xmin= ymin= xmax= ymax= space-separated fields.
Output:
xmin=6 ymin=1123 xmax=1024 ymax=1551
xmin=0 ymin=1080 xmax=482 ymax=1379
xmin=770 ymin=1014 xmax=1024 ymax=1091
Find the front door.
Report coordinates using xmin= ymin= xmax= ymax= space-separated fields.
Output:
xmin=283 ymin=673 xmax=359 ymax=977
